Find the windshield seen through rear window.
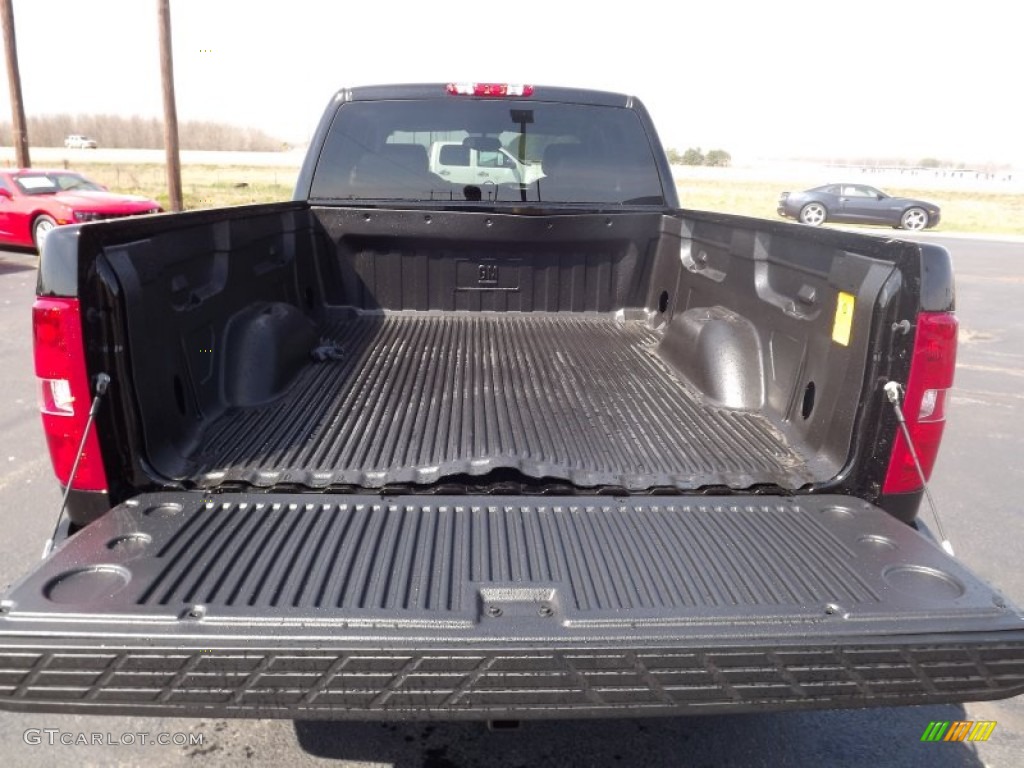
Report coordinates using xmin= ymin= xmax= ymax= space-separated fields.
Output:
xmin=13 ymin=173 xmax=102 ymax=195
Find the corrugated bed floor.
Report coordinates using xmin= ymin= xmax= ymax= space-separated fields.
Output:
xmin=188 ymin=312 xmax=817 ymax=490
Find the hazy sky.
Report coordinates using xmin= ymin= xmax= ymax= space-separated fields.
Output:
xmin=1 ymin=0 xmax=1019 ymax=164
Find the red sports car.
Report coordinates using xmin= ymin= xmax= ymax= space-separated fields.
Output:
xmin=0 ymin=169 xmax=162 ymax=251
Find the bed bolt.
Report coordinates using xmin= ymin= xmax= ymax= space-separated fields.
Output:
xmin=824 ymin=603 xmax=841 ymax=616
xmin=537 ymin=604 xmax=554 ymax=617
xmin=185 ymin=605 xmax=207 ymax=620
xmin=892 ymin=319 xmax=912 ymax=335
xmin=486 ymin=605 xmax=503 ymax=618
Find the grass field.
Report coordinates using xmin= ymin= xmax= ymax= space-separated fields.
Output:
xmin=70 ymin=161 xmax=1024 ymax=236
xmin=74 ymin=162 xmax=297 ymax=210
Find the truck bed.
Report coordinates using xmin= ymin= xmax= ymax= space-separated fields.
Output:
xmin=189 ymin=310 xmax=818 ymax=490
xmin=96 ymin=205 xmax=897 ymax=497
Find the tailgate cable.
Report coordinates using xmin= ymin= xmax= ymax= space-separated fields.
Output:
xmin=883 ymin=381 xmax=954 ymax=556
xmin=42 ymin=373 xmax=110 ymax=560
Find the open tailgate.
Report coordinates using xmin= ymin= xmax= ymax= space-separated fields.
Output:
xmin=0 ymin=492 xmax=1022 ymax=719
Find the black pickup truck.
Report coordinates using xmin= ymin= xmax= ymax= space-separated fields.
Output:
xmin=2 ymin=84 xmax=1022 ymax=720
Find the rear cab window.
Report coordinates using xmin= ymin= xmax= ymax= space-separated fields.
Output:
xmin=310 ymin=99 xmax=666 ymax=205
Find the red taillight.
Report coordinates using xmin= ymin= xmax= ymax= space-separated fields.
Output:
xmin=445 ymin=83 xmax=534 ymax=97
xmin=883 ymin=312 xmax=958 ymax=494
xmin=32 ymin=297 xmax=108 ymax=491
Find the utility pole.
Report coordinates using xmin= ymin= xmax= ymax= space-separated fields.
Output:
xmin=158 ymin=0 xmax=182 ymax=211
xmin=1 ymin=0 xmax=30 ymax=167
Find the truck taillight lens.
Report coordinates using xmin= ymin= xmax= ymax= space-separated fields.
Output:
xmin=882 ymin=312 xmax=958 ymax=494
xmin=32 ymin=297 xmax=108 ymax=491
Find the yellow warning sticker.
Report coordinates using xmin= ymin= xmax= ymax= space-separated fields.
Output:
xmin=832 ymin=291 xmax=855 ymax=346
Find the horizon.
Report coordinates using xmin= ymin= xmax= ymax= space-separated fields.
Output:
xmin=3 ymin=112 xmax=1017 ymax=171
xmin=1 ymin=1 xmax=1018 ymax=167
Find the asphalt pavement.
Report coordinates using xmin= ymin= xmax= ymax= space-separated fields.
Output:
xmin=0 ymin=234 xmax=1021 ymax=767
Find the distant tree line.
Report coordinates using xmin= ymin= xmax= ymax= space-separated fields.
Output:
xmin=817 ymin=155 xmax=1011 ymax=172
xmin=917 ymin=157 xmax=978 ymax=170
xmin=0 ymin=114 xmax=284 ymax=151
xmin=667 ymin=147 xmax=731 ymax=167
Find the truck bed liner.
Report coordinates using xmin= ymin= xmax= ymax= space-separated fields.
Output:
xmin=187 ymin=312 xmax=820 ymax=491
